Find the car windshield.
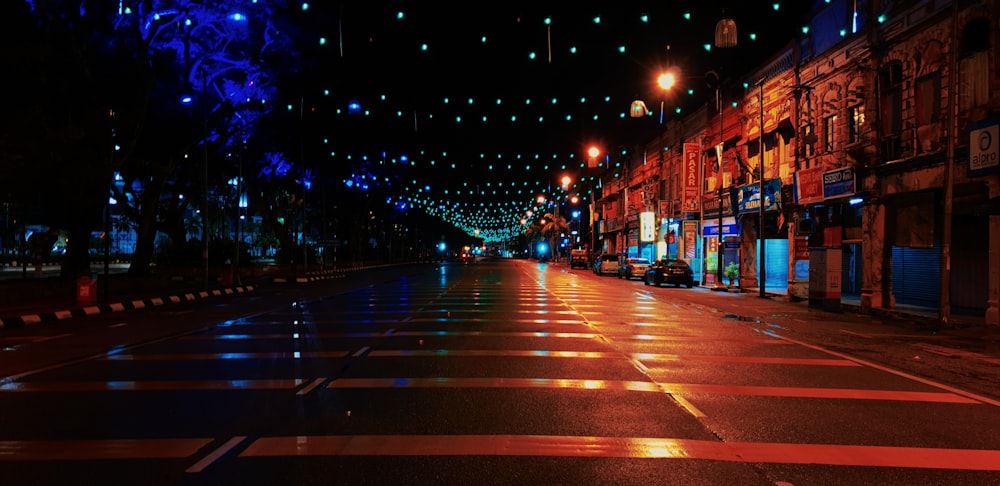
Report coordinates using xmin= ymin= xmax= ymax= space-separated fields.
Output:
xmin=630 ymin=259 xmax=650 ymax=265
xmin=656 ymin=259 xmax=689 ymax=267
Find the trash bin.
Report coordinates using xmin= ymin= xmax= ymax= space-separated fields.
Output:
xmin=77 ymin=274 xmax=97 ymax=306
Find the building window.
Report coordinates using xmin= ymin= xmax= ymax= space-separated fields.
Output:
xmin=802 ymin=123 xmax=814 ymax=158
xmin=959 ymin=19 xmax=990 ymax=111
xmin=824 ymin=114 xmax=837 ymax=152
xmin=848 ymin=104 xmax=865 ymax=144
xmin=879 ymin=61 xmax=903 ymax=137
xmin=915 ymin=73 xmax=941 ymax=126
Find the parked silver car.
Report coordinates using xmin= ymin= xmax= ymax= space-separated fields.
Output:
xmin=617 ymin=257 xmax=651 ymax=280
xmin=593 ymin=253 xmax=620 ymax=276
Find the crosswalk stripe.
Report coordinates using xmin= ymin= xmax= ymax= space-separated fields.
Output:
xmin=0 ymin=379 xmax=306 ymax=391
xmin=327 ymin=377 xmax=980 ymax=403
xmin=239 ymin=434 xmax=1000 ymax=470
xmin=0 ymin=438 xmax=212 ymax=460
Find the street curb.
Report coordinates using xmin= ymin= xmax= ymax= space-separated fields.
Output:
xmin=0 ymin=285 xmax=256 ymax=330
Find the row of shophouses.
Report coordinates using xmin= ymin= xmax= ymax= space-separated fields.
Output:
xmin=591 ymin=0 xmax=999 ymax=326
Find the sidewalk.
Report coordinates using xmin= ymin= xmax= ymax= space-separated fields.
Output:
xmin=0 ymin=276 xmax=258 ymax=330
xmin=0 ymin=264 xmax=370 ymax=330
xmin=685 ymin=283 xmax=1000 ymax=358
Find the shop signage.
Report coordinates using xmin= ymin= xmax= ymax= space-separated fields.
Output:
xmin=735 ymin=178 xmax=781 ymax=214
xmin=683 ymin=221 xmax=698 ymax=260
xmin=703 ymin=224 xmax=737 ymax=237
xmin=969 ymin=118 xmax=999 ymax=177
xmin=822 ymin=167 xmax=855 ymax=199
xmin=682 ymin=143 xmax=701 ymax=212
xmin=794 ymin=166 xmax=825 ymax=204
xmin=640 ymin=211 xmax=655 ymax=242
xmin=658 ymin=200 xmax=670 ymax=219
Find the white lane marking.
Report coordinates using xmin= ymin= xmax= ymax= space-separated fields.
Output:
xmin=775 ymin=334 xmax=1000 ymax=407
xmin=186 ymin=436 xmax=247 ymax=473
xmin=238 ymin=434 xmax=1000 ymax=470
xmin=296 ymin=378 xmax=326 ymax=396
xmin=668 ymin=394 xmax=706 ymax=418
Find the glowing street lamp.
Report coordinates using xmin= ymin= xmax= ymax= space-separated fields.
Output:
xmin=657 ymin=71 xmax=677 ymax=91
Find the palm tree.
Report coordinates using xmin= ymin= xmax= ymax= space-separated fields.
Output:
xmin=539 ymin=212 xmax=569 ymax=262
xmin=523 ymin=220 xmax=543 ymax=259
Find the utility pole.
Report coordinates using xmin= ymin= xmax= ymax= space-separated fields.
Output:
xmin=939 ymin=0 xmax=959 ymax=327
xmin=758 ymin=80 xmax=767 ymax=298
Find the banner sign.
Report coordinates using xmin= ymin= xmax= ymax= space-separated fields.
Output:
xmin=683 ymin=221 xmax=698 ymax=260
xmin=640 ymin=211 xmax=655 ymax=242
xmin=735 ymin=178 xmax=781 ymax=214
xmin=682 ymin=143 xmax=701 ymax=212
xmin=703 ymin=224 xmax=738 ymax=237
xmin=794 ymin=166 xmax=825 ymax=204
xmin=969 ymin=118 xmax=999 ymax=177
xmin=822 ymin=167 xmax=855 ymax=199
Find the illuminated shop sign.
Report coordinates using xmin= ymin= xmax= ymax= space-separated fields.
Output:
xmin=735 ymin=178 xmax=781 ymax=214
xmin=969 ymin=119 xmax=999 ymax=177
xmin=822 ymin=167 xmax=855 ymax=199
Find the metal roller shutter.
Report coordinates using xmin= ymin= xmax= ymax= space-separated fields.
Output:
xmin=891 ymin=246 xmax=940 ymax=309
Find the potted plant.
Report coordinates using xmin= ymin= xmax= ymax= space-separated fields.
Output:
xmin=724 ymin=262 xmax=739 ymax=288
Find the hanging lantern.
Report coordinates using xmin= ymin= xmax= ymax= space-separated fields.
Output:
xmin=630 ymin=100 xmax=649 ymax=118
xmin=715 ymin=19 xmax=737 ymax=48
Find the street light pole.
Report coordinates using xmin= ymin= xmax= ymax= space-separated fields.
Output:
xmin=202 ymin=70 xmax=210 ymax=290
xmin=716 ymin=86 xmax=726 ymax=290
xmin=758 ymin=80 xmax=766 ymax=298
xmin=712 ymin=14 xmax=737 ymax=290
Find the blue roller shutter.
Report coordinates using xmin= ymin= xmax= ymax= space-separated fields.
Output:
xmin=891 ymin=246 xmax=940 ymax=309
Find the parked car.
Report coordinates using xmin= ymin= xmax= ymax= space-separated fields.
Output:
xmin=617 ymin=257 xmax=651 ymax=280
xmin=569 ymin=249 xmax=590 ymax=269
xmin=593 ymin=253 xmax=620 ymax=276
xmin=643 ymin=258 xmax=695 ymax=288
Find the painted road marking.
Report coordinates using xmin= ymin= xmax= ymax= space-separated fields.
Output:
xmin=658 ymin=383 xmax=981 ymax=403
xmin=363 ymin=350 xmax=849 ymax=366
xmin=368 ymin=349 xmax=620 ymax=358
xmin=2 ymin=435 xmax=998 ymax=471
xmin=329 ymin=377 xmax=661 ymax=392
xmin=632 ymin=353 xmax=860 ymax=366
xmin=182 ymin=331 xmax=603 ymax=340
xmin=296 ymin=378 xmax=327 ymax=396
xmin=103 ymin=351 xmax=349 ymax=360
xmin=0 ymin=379 xmax=306 ymax=392
xmin=238 ymin=434 xmax=1000 ymax=470
xmin=775 ymin=334 xmax=1000 ymax=407
xmin=326 ymin=377 xmax=978 ymax=403
xmin=0 ymin=438 xmax=212 ymax=460
xmin=185 ymin=436 xmax=247 ymax=473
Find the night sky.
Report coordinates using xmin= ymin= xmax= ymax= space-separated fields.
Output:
xmin=303 ymin=2 xmax=815 ymax=240
xmin=1 ymin=1 xmax=817 ymax=243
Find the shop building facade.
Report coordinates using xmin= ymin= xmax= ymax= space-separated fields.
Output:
xmin=592 ymin=0 xmax=999 ymax=326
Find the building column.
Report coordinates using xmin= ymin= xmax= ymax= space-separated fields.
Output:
xmin=987 ymin=178 xmax=1000 ymax=326
xmin=739 ymin=214 xmax=759 ymax=290
xmin=861 ymin=200 xmax=891 ymax=312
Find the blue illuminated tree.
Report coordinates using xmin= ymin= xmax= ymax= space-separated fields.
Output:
xmin=113 ymin=1 xmax=298 ymax=272
xmin=5 ymin=1 xmax=307 ymax=276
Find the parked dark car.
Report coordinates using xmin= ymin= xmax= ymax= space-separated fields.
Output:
xmin=643 ymin=258 xmax=695 ymax=288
